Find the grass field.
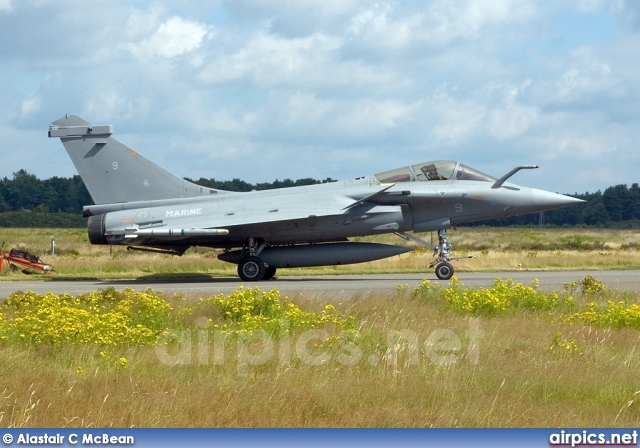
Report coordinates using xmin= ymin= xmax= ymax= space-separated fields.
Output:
xmin=1 ymin=227 xmax=640 ymax=427
xmin=1 ymin=227 xmax=639 ymax=279
xmin=1 ymin=277 xmax=640 ymax=427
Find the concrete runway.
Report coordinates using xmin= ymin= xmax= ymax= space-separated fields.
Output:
xmin=1 ymin=270 xmax=639 ymax=299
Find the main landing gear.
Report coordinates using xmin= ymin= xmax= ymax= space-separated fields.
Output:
xmin=236 ymin=238 xmax=277 ymax=281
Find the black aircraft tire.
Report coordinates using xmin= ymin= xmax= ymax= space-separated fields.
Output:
xmin=263 ymin=267 xmax=277 ymax=281
xmin=435 ymin=262 xmax=454 ymax=280
xmin=238 ymin=256 xmax=266 ymax=281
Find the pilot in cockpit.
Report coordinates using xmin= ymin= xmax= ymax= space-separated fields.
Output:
xmin=420 ymin=163 xmax=446 ymax=180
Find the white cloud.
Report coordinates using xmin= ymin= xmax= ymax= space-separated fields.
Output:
xmin=0 ymin=0 xmax=12 ymax=13
xmin=554 ymin=60 xmax=615 ymax=102
xmin=282 ymin=92 xmax=333 ymax=126
xmin=199 ymin=31 xmax=341 ymax=86
xmin=456 ymin=0 xmax=536 ymax=29
xmin=487 ymin=104 xmax=539 ymax=139
xmin=224 ymin=0 xmax=360 ymax=35
xmin=570 ymin=0 xmax=623 ymax=14
xmin=129 ymin=16 xmax=213 ymax=59
xmin=429 ymin=91 xmax=485 ymax=146
xmin=348 ymin=3 xmax=420 ymax=46
xmin=20 ymin=95 xmax=40 ymax=117
xmin=84 ymin=91 xmax=150 ymax=123
xmin=342 ymin=0 xmax=538 ymax=59
xmin=209 ymin=110 xmax=258 ymax=135
xmin=334 ymin=99 xmax=420 ymax=138
xmin=487 ymin=80 xmax=540 ymax=139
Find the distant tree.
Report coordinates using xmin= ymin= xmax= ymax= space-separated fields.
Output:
xmin=44 ymin=176 xmax=73 ymax=212
xmin=0 ymin=190 xmax=8 ymax=212
xmin=43 ymin=175 xmax=92 ymax=213
xmin=581 ymin=202 xmax=610 ymax=225
xmin=187 ymin=177 xmax=255 ymax=192
xmin=224 ymin=178 xmax=255 ymax=192
xmin=257 ymin=178 xmax=295 ymax=190
xmin=186 ymin=176 xmax=328 ymax=192
xmin=630 ymin=183 xmax=640 ymax=220
xmin=3 ymin=170 xmax=40 ymax=210
xmin=544 ymin=194 xmax=585 ymax=226
xmin=294 ymin=178 xmax=320 ymax=186
xmin=603 ymin=184 xmax=632 ymax=223
xmin=72 ymin=175 xmax=93 ymax=210
xmin=35 ymin=182 xmax=58 ymax=212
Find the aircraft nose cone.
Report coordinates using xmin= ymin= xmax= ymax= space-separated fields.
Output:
xmin=528 ymin=189 xmax=585 ymax=212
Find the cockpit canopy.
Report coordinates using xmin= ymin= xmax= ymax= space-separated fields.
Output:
xmin=374 ymin=160 xmax=496 ymax=184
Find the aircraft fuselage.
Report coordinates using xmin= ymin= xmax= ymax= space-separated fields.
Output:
xmin=86 ymin=175 xmax=578 ymax=249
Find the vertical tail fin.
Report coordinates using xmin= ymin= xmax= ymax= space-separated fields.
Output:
xmin=49 ymin=115 xmax=221 ymax=205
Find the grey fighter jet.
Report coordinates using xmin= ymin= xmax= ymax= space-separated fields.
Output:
xmin=49 ymin=115 xmax=583 ymax=281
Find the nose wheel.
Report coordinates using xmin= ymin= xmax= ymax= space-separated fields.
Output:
xmin=428 ymin=229 xmax=454 ymax=280
xmin=434 ymin=261 xmax=454 ymax=280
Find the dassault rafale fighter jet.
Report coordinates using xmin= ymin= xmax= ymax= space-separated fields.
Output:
xmin=49 ymin=115 xmax=583 ymax=281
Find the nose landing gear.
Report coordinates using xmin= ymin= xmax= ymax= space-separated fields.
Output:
xmin=428 ymin=229 xmax=454 ymax=280
xmin=397 ymin=228 xmax=472 ymax=280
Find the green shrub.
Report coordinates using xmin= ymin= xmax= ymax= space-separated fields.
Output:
xmin=412 ymin=276 xmax=573 ymax=316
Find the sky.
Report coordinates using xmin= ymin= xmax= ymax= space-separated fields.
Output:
xmin=1 ymin=0 xmax=639 ymax=195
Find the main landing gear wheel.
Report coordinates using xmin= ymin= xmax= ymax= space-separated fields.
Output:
xmin=238 ymin=256 xmax=266 ymax=281
xmin=262 ymin=267 xmax=277 ymax=281
xmin=435 ymin=262 xmax=454 ymax=280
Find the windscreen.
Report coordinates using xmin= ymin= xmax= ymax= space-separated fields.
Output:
xmin=454 ymin=164 xmax=496 ymax=182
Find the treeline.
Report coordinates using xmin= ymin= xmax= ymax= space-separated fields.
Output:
xmin=1 ymin=169 xmax=639 ymax=228
xmin=185 ymin=176 xmax=338 ymax=192
xmin=0 ymin=170 xmax=92 ymax=214
xmin=0 ymin=169 xmax=337 ymax=214
xmin=0 ymin=211 xmax=86 ymax=228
